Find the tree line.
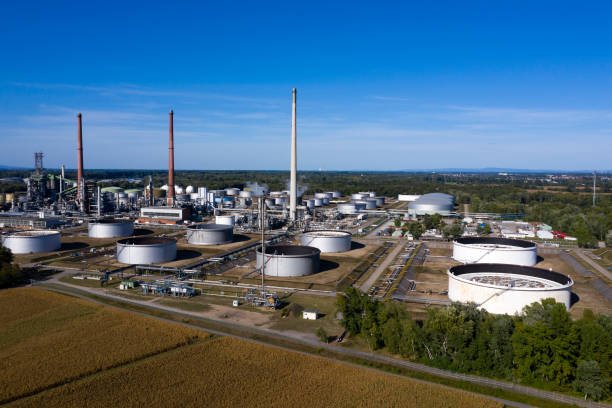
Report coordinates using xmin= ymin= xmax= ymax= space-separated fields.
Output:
xmin=337 ymin=288 xmax=611 ymax=401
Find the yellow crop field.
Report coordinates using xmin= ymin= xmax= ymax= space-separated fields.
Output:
xmin=11 ymin=336 xmax=501 ymax=408
xmin=0 ymin=287 xmax=205 ymax=404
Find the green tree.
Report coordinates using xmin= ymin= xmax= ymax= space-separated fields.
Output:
xmin=511 ymin=299 xmax=579 ymax=387
xmin=573 ymin=360 xmax=609 ymax=401
xmin=316 ymin=327 xmax=329 ymax=343
xmin=408 ymin=222 xmax=424 ymax=240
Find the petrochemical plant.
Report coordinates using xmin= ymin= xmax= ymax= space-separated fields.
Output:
xmin=0 ymin=88 xmax=595 ymax=317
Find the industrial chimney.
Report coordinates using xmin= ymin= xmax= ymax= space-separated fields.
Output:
xmin=167 ymin=110 xmax=175 ymax=207
xmin=289 ymin=88 xmax=297 ymax=221
xmin=76 ymin=113 xmax=86 ymax=212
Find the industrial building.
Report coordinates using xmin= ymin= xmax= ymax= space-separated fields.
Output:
xmin=407 ymin=193 xmax=454 ymax=216
xmin=448 ymin=263 xmax=573 ymax=315
xmin=88 ymin=219 xmax=134 ymax=238
xmin=300 ymin=230 xmax=352 ymax=253
xmin=116 ymin=237 xmax=177 ymax=264
xmin=138 ymin=207 xmax=189 ymax=224
xmin=187 ymin=223 xmax=234 ymax=245
xmin=1 ymin=230 xmax=61 ymax=254
xmin=256 ymin=245 xmax=320 ymax=277
xmin=452 ymin=237 xmax=537 ymax=266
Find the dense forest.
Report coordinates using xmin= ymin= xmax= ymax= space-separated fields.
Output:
xmin=337 ymin=288 xmax=611 ymax=401
xmin=1 ymin=170 xmax=610 ymax=246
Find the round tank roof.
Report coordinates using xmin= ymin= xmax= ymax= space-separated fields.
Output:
xmin=117 ymin=237 xmax=175 ymax=246
xmin=449 ymin=263 xmax=572 ymax=288
xmin=454 ymin=236 xmax=535 ymax=249
xmin=257 ymin=245 xmax=321 ymax=257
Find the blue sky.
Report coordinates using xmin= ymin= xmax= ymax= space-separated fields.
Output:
xmin=1 ymin=1 xmax=611 ymax=171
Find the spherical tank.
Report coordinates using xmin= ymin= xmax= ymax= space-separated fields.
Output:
xmin=2 ymin=230 xmax=61 ymax=254
xmin=215 ymin=215 xmax=236 ymax=226
xmin=453 ymin=237 xmax=537 ymax=266
xmin=300 ymin=231 xmax=352 ymax=253
xmin=88 ymin=219 xmax=134 ymax=238
xmin=187 ymin=224 xmax=233 ymax=245
xmin=116 ymin=237 xmax=176 ymax=264
xmin=448 ymin=263 xmax=573 ymax=315
xmin=256 ymin=245 xmax=320 ymax=277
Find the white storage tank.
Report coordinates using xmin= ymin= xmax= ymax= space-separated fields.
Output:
xmin=2 ymin=230 xmax=61 ymax=254
xmin=326 ymin=191 xmax=342 ymax=198
xmin=351 ymin=193 xmax=368 ymax=200
xmin=374 ymin=197 xmax=385 ymax=206
xmin=239 ymin=190 xmax=252 ymax=198
xmin=88 ymin=219 xmax=134 ymax=239
xmin=453 ymin=237 xmax=537 ymax=266
xmin=256 ymin=245 xmax=320 ymax=277
xmin=116 ymin=237 xmax=176 ymax=264
xmin=448 ymin=263 xmax=573 ymax=315
xmin=300 ymin=230 xmax=352 ymax=253
xmin=187 ymin=224 xmax=233 ymax=245
xmin=337 ymin=203 xmax=358 ymax=215
xmin=225 ymin=188 xmax=240 ymax=196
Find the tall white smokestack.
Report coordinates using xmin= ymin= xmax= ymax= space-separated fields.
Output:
xmin=290 ymin=88 xmax=297 ymax=221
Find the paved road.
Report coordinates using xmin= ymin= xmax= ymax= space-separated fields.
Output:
xmin=559 ymin=252 xmax=612 ymax=304
xmin=359 ymin=241 xmax=405 ymax=292
xmin=38 ymin=278 xmax=609 ymax=408
xmin=573 ymin=249 xmax=612 ymax=281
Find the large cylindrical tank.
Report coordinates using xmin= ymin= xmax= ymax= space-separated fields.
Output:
xmin=452 ymin=237 xmax=537 ymax=266
xmin=374 ymin=197 xmax=385 ymax=206
xmin=300 ymin=231 xmax=352 ymax=253
xmin=326 ymin=191 xmax=342 ymax=198
xmin=448 ymin=263 xmax=573 ymax=315
xmin=353 ymin=202 xmax=367 ymax=211
xmin=225 ymin=188 xmax=240 ymax=196
xmin=116 ymin=237 xmax=176 ymax=264
xmin=363 ymin=199 xmax=378 ymax=209
xmin=313 ymin=198 xmax=323 ymax=207
xmin=2 ymin=230 xmax=61 ymax=254
xmin=256 ymin=245 xmax=320 ymax=277
xmin=239 ymin=190 xmax=252 ymax=198
xmin=88 ymin=219 xmax=134 ymax=238
xmin=215 ymin=215 xmax=236 ymax=226
xmin=351 ymin=193 xmax=368 ymax=200
xmin=337 ymin=203 xmax=358 ymax=215
xmin=314 ymin=192 xmax=332 ymax=200
xmin=187 ymin=224 xmax=233 ymax=245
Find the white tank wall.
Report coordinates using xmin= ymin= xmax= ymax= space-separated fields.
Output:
xmin=337 ymin=203 xmax=358 ymax=215
xmin=453 ymin=241 xmax=537 ymax=266
xmin=187 ymin=225 xmax=233 ymax=245
xmin=448 ymin=273 xmax=572 ymax=315
xmin=88 ymin=221 xmax=134 ymax=238
xmin=256 ymin=247 xmax=320 ymax=277
xmin=116 ymin=240 xmax=176 ymax=264
xmin=2 ymin=231 xmax=61 ymax=254
xmin=300 ymin=232 xmax=352 ymax=253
